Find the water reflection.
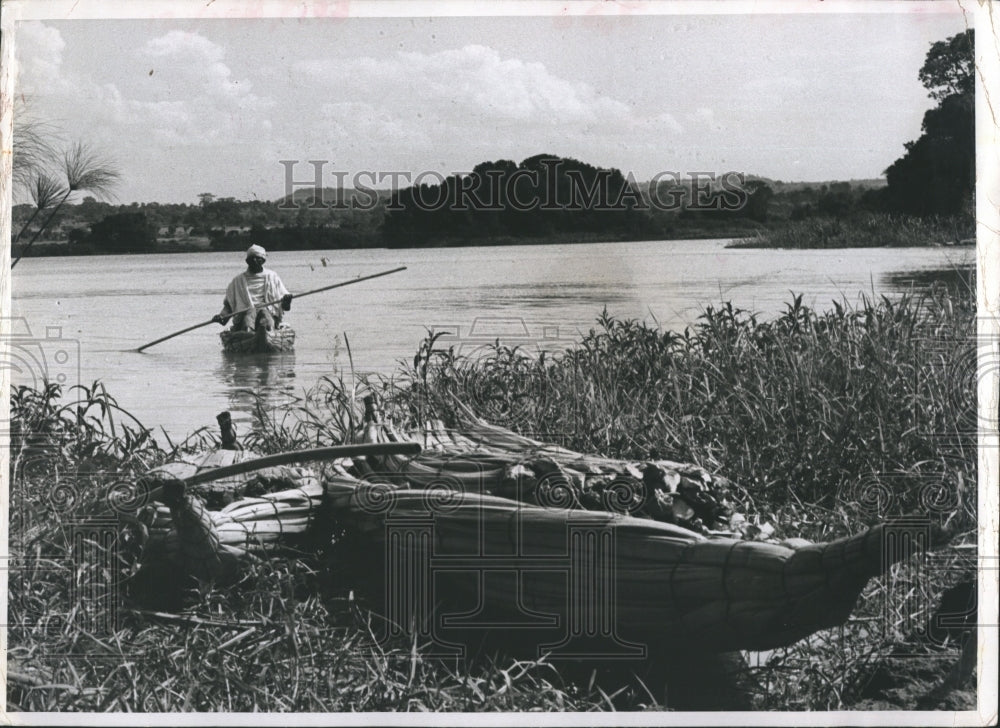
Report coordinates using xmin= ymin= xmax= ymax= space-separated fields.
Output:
xmin=214 ymin=351 xmax=298 ymax=434
xmin=885 ymin=263 xmax=975 ymax=294
xmin=469 ymin=282 xmax=634 ymax=310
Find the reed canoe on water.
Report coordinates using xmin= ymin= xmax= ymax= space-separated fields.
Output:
xmin=220 ymin=325 xmax=296 ymax=354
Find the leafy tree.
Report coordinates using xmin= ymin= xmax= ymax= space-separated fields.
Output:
xmin=87 ymin=212 xmax=156 ymax=253
xmin=743 ymin=180 xmax=774 ymax=222
xmin=77 ymin=195 xmax=113 ymax=223
xmin=382 ymin=154 xmax=641 ymax=244
xmin=919 ymin=30 xmax=974 ymax=101
xmin=883 ymin=30 xmax=974 ymax=217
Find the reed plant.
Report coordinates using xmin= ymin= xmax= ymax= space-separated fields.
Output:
xmin=731 ymin=212 xmax=973 ymax=249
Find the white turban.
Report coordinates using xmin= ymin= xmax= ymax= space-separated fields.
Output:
xmin=246 ymin=244 xmax=267 ymax=259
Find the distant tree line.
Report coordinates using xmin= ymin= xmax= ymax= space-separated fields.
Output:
xmin=206 ymin=222 xmax=382 ymax=251
xmin=11 ymin=168 xmax=896 ymax=256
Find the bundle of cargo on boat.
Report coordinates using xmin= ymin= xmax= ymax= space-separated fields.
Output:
xmin=140 ymin=447 xmax=266 ymax=507
xmin=347 ymin=397 xmax=738 ymax=535
xmin=128 ymin=438 xmax=423 ymax=580
xmin=135 ymin=449 xmax=325 ymax=580
xmin=139 ymin=469 xmax=324 ymax=551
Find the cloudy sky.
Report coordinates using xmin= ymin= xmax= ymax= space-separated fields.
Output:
xmin=13 ymin=6 xmax=969 ymax=204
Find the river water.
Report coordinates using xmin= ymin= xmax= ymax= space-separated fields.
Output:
xmin=9 ymin=239 xmax=973 ymax=441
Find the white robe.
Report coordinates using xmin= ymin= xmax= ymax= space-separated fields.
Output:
xmin=219 ymin=269 xmax=290 ymax=329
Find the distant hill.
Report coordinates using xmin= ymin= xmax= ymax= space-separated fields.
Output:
xmin=278 ymin=176 xmax=887 ymax=209
xmin=276 ymin=187 xmax=395 ymax=209
xmin=763 ymin=178 xmax=887 ymax=192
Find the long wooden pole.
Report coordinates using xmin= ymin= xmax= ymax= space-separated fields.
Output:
xmin=134 ymin=266 xmax=406 ymax=352
xmin=138 ymin=441 xmax=421 ymax=506
xmin=182 ymin=442 xmax=420 ymax=486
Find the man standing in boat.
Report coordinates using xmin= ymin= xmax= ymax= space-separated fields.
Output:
xmin=212 ymin=244 xmax=293 ymax=331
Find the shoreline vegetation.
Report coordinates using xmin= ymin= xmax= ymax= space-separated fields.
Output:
xmin=729 ymin=212 xmax=975 ymax=250
xmin=12 ymin=225 xmax=773 ymax=259
xmin=10 ymin=176 xmax=974 ymax=259
xmin=9 ymin=205 xmax=975 ymax=260
xmin=7 ymin=288 xmax=976 ymax=711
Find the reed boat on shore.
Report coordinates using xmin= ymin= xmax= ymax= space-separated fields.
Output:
xmin=131 ymin=404 xmax=948 ymax=654
xmin=220 ymin=325 xmax=296 ymax=354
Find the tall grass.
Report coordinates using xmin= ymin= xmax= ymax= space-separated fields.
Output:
xmin=731 ymin=212 xmax=974 ymax=249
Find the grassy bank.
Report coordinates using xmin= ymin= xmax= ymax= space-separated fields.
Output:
xmin=7 ymin=286 xmax=977 ymax=711
xmin=730 ymin=212 xmax=974 ymax=249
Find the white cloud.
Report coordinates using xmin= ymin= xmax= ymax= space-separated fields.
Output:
xmin=394 ymin=45 xmax=630 ymax=124
xmin=17 ymin=25 xmax=272 ymax=141
xmin=688 ymin=107 xmax=715 ymax=126
xmin=143 ymin=29 xmax=225 ymax=62
xmin=318 ymin=101 xmax=432 ymax=148
xmin=15 ymin=20 xmax=68 ymax=93
xmin=279 ymin=44 xmax=686 ymax=180
xmin=140 ymin=30 xmax=254 ymax=103
xmin=294 ymin=44 xmax=681 ymax=133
